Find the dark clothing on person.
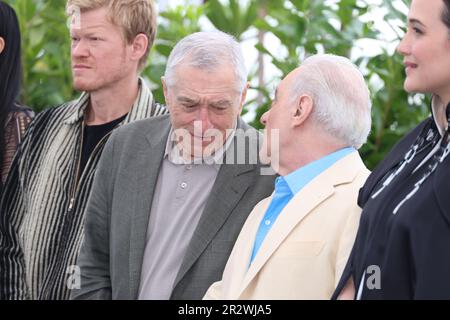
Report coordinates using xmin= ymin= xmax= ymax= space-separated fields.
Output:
xmin=80 ymin=114 xmax=127 ymax=174
xmin=333 ymin=102 xmax=450 ymax=299
xmin=1 ymin=104 xmax=34 ymax=189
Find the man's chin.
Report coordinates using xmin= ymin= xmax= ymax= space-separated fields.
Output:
xmin=72 ymin=76 xmax=98 ymax=92
xmin=73 ymin=78 xmax=88 ymax=91
xmin=72 ymin=80 xmax=97 ymax=92
xmin=182 ymin=144 xmax=220 ymax=161
xmin=192 ymin=145 xmax=215 ymax=159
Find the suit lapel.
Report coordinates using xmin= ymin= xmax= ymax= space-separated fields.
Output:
xmin=239 ymin=181 xmax=334 ymax=295
xmin=239 ymin=152 xmax=364 ymax=296
xmin=225 ymin=196 xmax=272 ymax=298
xmin=129 ymin=118 xmax=171 ymax=298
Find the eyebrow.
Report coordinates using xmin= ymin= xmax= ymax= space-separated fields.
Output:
xmin=70 ymin=25 xmax=107 ymax=33
xmin=209 ymin=100 xmax=232 ymax=108
xmin=177 ymin=96 xmax=199 ymax=104
xmin=408 ymin=18 xmax=426 ymax=27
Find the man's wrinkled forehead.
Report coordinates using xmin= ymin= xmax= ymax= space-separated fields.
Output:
xmin=70 ymin=23 xmax=108 ymax=36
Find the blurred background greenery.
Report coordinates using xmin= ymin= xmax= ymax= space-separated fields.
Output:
xmin=6 ymin=0 xmax=428 ymax=169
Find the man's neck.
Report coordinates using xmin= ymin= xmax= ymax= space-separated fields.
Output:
xmin=84 ymin=75 xmax=140 ymax=125
xmin=278 ymin=140 xmax=347 ymax=176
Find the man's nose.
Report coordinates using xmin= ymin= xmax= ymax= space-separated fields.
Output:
xmin=198 ymin=107 xmax=214 ymax=132
xmin=260 ymin=111 xmax=269 ymax=127
xmin=72 ymin=39 xmax=90 ymax=58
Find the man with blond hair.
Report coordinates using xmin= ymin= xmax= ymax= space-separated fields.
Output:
xmin=0 ymin=0 xmax=166 ymax=300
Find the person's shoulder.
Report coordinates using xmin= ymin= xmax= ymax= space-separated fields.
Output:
xmin=358 ymin=117 xmax=433 ymax=206
xmin=16 ymin=100 xmax=84 ymax=146
xmin=30 ymin=99 xmax=80 ymax=123
xmin=12 ymin=103 xmax=35 ymax=119
xmin=377 ymin=117 xmax=432 ymax=169
xmin=395 ymin=117 xmax=433 ymax=149
xmin=116 ymin=113 xmax=170 ymax=136
xmin=108 ymin=113 xmax=171 ymax=150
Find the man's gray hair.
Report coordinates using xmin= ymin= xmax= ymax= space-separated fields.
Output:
xmin=291 ymin=54 xmax=372 ymax=149
xmin=164 ymin=31 xmax=248 ymax=92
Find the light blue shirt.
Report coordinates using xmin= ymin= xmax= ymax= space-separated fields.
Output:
xmin=249 ymin=147 xmax=356 ymax=264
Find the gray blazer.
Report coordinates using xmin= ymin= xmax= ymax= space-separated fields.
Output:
xmin=71 ymin=114 xmax=275 ymax=300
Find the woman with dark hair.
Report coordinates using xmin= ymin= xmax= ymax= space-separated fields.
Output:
xmin=0 ymin=1 xmax=34 ymax=193
xmin=333 ymin=0 xmax=450 ymax=299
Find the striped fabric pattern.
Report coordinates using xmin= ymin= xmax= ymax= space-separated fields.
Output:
xmin=0 ymin=79 xmax=167 ymax=300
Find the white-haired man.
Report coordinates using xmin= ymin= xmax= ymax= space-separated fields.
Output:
xmin=71 ymin=31 xmax=275 ymax=300
xmin=204 ymin=54 xmax=372 ymax=300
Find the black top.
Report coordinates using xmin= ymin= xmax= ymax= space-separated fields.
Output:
xmin=80 ymin=114 xmax=127 ymax=174
xmin=333 ymin=102 xmax=450 ymax=300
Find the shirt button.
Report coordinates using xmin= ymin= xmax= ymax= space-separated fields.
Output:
xmin=265 ymin=220 xmax=271 ymax=226
xmin=181 ymin=182 xmax=187 ymax=189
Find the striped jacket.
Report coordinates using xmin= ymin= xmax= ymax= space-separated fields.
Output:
xmin=0 ymin=80 xmax=167 ymax=300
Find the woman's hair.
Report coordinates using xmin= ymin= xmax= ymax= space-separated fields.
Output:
xmin=0 ymin=1 xmax=22 ymax=176
xmin=443 ymin=0 xmax=450 ymax=35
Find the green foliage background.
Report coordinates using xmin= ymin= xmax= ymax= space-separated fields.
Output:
xmin=6 ymin=0 xmax=430 ymax=169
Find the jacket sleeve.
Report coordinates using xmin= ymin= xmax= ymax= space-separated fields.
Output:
xmin=70 ymin=133 xmax=117 ymax=300
xmin=0 ymin=122 xmax=33 ymax=300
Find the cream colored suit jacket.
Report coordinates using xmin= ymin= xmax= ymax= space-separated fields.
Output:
xmin=204 ymin=152 xmax=370 ymax=300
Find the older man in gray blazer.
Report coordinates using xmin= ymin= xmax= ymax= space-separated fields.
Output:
xmin=71 ymin=31 xmax=275 ymax=300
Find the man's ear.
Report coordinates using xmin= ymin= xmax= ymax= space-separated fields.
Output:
xmin=238 ymin=82 xmax=250 ymax=114
xmin=131 ymin=33 xmax=148 ymax=64
xmin=161 ymin=76 xmax=168 ymax=100
xmin=161 ymin=76 xmax=172 ymax=110
xmin=292 ymin=94 xmax=313 ymax=127
xmin=0 ymin=37 xmax=5 ymax=55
